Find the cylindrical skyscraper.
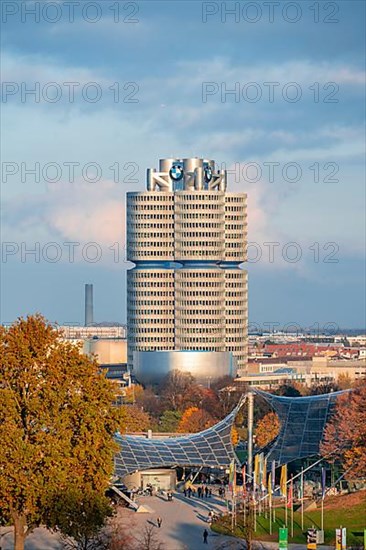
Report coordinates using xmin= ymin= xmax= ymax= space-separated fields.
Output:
xmin=127 ymin=157 xmax=248 ymax=380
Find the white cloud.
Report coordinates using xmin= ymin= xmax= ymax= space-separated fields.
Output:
xmin=1 ymin=51 xmax=364 ymax=273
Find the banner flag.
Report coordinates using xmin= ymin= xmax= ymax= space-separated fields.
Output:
xmin=254 ymin=454 xmax=260 ymax=488
xmin=321 ymin=467 xmax=326 ymax=500
xmin=271 ymin=460 xmax=276 ymax=490
xmin=300 ymin=470 xmax=304 ymax=499
xmin=268 ymin=472 xmax=272 ymax=504
xmin=229 ymin=459 xmax=235 ymax=491
xmin=287 ymin=477 xmax=293 ymax=509
xmin=280 ymin=464 xmax=287 ymax=498
xmin=335 ymin=529 xmax=341 ymax=550
xmin=242 ymin=465 xmax=246 ymax=498
xmin=341 ymin=528 xmax=347 ymax=550
xmin=258 ymin=453 xmax=263 ymax=488
xmin=262 ymin=457 xmax=267 ymax=489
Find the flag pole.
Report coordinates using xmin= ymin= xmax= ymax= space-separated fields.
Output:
xmin=321 ymin=497 xmax=324 ymax=532
xmin=234 ymin=488 xmax=237 ymax=527
xmin=321 ymin=467 xmax=325 ymax=532
xmin=272 ymin=461 xmax=276 ymax=525
xmin=301 ymin=469 xmax=304 ymax=531
xmin=291 ymin=475 xmax=294 ymax=538
xmin=269 ymin=473 xmax=272 ymax=535
xmin=243 ymin=492 xmax=246 ymax=530
xmin=269 ymin=496 xmax=272 ymax=534
xmin=285 ymin=493 xmax=288 ymax=527
xmin=254 ymin=491 xmax=257 ymax=532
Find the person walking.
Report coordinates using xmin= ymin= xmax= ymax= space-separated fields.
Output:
xmin=205 ymin=486 xmax=209 ymax=498
xmin=203 ymin=529 xmax=208 ymax=544
xmin=157 ymin=516 xmax=162 ymax=528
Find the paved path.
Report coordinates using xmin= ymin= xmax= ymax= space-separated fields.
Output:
xmin=131 ymin=491 xmax=231 ymax=549
xmin=0 ymin=492 xmax=336 ymax=550
xmin=126 ymin=493 xmax=335 ymax=550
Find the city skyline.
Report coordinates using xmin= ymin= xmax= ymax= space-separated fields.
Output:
xmin=1 ymin=1 xmax=365 ymax=328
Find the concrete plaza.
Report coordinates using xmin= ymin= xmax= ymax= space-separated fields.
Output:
xmin=0 ymin=491 xmax=335 ymax=550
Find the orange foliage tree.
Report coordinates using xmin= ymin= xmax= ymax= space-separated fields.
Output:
xmin=119 ymin=405 xmax=151 ymax=433
xmin=321 ymin=381 xmax=366 ymax=479
xmin=255 ymin=412 xmax=280 ymax=448
xmin=0 ymin=315 xmax=120 ymax=550
xmin=177 ymin=407 xmax=215 ymax=433
xmin=231 ymin=426 xmax=239 ymax=446
xmin=123 ymin=384 xmax=144 ymax=404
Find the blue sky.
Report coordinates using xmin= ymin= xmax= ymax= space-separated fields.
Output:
xmin=1 ymin=0 xmax=365 ymax=329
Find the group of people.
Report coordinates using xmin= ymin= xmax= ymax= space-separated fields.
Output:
xmin=184 ymin=485 xmax=212 ymax=499
xmin=207 ymin=510 xmax=217 ymax=524
xmin=218 ymin=486 xmax=226 ymax=498
xmin=146 ymin=483 xmax=153 ymax=496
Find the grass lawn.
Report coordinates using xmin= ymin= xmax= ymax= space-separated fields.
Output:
xmin=212 ymin=492 xmax=366 ymax=547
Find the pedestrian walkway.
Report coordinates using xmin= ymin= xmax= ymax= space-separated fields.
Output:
xmin=128 ymin=493 xmax=336 ymax=550
xmin=0 ymin=493 xmax=337 ymax=550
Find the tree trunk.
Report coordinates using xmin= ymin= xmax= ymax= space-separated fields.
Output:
xmin=13 ymin=513 xmax=26 ymax=550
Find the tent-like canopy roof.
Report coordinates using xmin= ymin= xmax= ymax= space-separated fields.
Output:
xmin=114 ymin=390 xmax=347 ymax=477
xmin=253 ymin=388 xmax=348 ymax=466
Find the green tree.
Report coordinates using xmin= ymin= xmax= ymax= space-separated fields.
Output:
xmin=274 ymin=384 xmax=302 ymax=397
xmin=0 ymin=315 xmax=120 ymax=550
xmin=47 ymin=488 xmax=114 ymax=550
xmin=159 ymin=410 xmax=182 ymax=432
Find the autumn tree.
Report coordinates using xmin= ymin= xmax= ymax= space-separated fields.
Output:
xmin=210 ymin=375 xmax=234 ymax=392
xmin=119 ymin=405 xmax=151 ymax=432
xmin=0 ymin=315 xmax=120 ymax=550
xmin=123 ymin=384 xmax=144 ymax=404
xmin=337 ymin=373 xmax=353 ymax=390
xmin=199 ymin=387 xmax=221 ymax=419
xmin=135 ymin=386 xmax=162 ymax=418
xmin=158 ymin=369 xmax=208 ymax=412
xmin=177 ymin=407 xmax=215 ymax=433
xmin=231 ymin=426 xmax=239 ymax=446
xmin=217 ymin=386 xmax=243 ymax=417
xmin=308 ymin=382 xmax=340 ymax=395
xmin=321 ymin=381 xmax=366 ymax=479
xmin=255 ymin=412 xmax=280 ymax=448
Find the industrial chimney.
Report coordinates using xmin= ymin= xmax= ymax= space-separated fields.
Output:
xmin=85 ymin=284 xmax=94 ymax=326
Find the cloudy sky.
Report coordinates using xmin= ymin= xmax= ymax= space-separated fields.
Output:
xmin=1 ymin=0 xmax=365 ymax=330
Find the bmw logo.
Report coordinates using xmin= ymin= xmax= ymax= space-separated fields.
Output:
xmin=169 ymin=165 xmax=184 ymax=181
xmin=204 ymin=166 xmax=213 ymax=183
